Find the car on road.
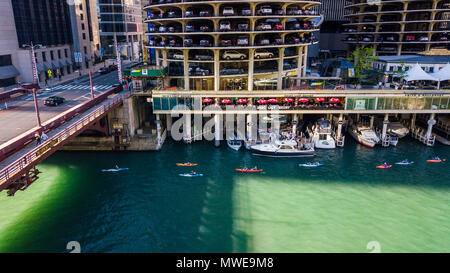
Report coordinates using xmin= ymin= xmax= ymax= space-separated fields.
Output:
xmin=222 ymin=50 xmax=246 ymax=60
xmin=44 ymin=96 xmax=65 ymax=106
xmin=99 ymin=67 xmax=110 ymax=74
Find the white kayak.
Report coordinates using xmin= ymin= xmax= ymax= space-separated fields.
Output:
xmin=299 ymin=163 xmax=324 ymax=167
xmin=395 ymin=161 xmax=414 ymax=165
xmin=179 ymin=173 xmax=203 ymax=177
xmin=102 ymin=168 xmax=129 ymax=172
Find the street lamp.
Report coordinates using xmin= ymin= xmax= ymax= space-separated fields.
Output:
xmin=22 ymin=42 xmax=46 ymax=86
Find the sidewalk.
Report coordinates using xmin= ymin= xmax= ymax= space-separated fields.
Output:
xmin=1 ymin=60 xmax=137 ymax=92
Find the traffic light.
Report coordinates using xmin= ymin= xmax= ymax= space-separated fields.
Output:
xmin=47 ymin=69 xmax=52 ymax=78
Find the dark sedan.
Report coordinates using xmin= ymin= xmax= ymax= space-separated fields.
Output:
xmin=44 ymin=96 xmax=65 ymax=106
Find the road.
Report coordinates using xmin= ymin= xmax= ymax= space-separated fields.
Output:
xmin=0 ymin=69 xmax=124 ymax=145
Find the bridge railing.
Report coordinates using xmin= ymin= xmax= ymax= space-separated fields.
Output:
xmin=0 ymin=93 xmax=129 ymax=187
xmin=0 ymin=84 xmax=123 ymax=162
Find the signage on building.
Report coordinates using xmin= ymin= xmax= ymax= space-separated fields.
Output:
xmin=74 ymin=52 xmax=82 ymax=63
xmin=354 ymin=100 xmax=366 ymax=110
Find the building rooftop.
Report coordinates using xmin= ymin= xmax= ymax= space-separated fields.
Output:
xmin=377 ymin=55 xmax=450 ymax=64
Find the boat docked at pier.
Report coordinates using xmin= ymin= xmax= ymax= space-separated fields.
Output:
xmin=311 ymin=119 xmax=336 ymax=149
xmin=387 ymin=121 xmax=409 ymax=138
xmin=227 ymin=136 xmax=242 ymax=151
xmin=348 ymin=125 xmax=380 ymax=148
xmin=250 ymin=139 xmax=315 ymax=158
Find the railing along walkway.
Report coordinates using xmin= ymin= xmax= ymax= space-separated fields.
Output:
xmin=0 ymin=92 xmax=129 ymax=188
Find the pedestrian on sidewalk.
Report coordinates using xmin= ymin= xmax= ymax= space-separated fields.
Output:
xmin=35 ymin=133 xmax=41 ymax=146
xmin=41 ymin=132 xmax=48 ymax=142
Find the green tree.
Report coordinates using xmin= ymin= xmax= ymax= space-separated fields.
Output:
xmin=347 ymin=46 xmax=379 ymax=83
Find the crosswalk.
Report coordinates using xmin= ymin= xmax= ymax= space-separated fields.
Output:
xmin=50 ymin=84 xmax=113 ymax=91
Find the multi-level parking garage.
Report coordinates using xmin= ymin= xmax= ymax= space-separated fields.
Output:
xmin=143 ymin=0 xmax=321 ymax=91
xmin=343 ymin=0 xmax=450 ymax=55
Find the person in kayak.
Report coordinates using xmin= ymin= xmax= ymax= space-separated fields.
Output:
xmin=435 ymin=156 xmax=440 ymax=161
xmin=383 ymin=162 xmax=388 ymax=168
xmin=115 ymin=165 xmax=120 ymax=169
xmin=252 ymin=166 xmax=258 ymax=170
xmin=401 ymin=159 xmax=408 ymax=164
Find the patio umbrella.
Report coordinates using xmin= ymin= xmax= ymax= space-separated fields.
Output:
xmin=298 ymin=98 xmax=310 ymax=102
xmin=268 ymin=98 xmax=278 ymax=103
xmin=314 ymin=97 xmax=325 ymax=102
xmin=221 ymin=99 xmax=232 ymax=104
xmin=329 ymin=98 xmax=340 ymax=103
xmin=257 ymin=99 xmax=268 ymax=104
xmin=202 ymin=98 xmax=213 ymax=103
xmin=237 ymin=98 xmax=248 ymax=104
xmin=283 ymin=98 xmax=294 ymax=102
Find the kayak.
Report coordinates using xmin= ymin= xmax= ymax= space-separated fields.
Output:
xmin=236 ymin=169 xmax=263 ymax=173
xmin=102 ymin=168 xmax=129 ymax=172
xmin=299 ymin=163 xmax=324 ymax=167
xmin=176 ymin=163 xmax=198 ymax=167
xmin=395 ymin=161 xmax=414 ymax=165
xmin=426 ymin=159 xmax=446 ymax=163
xmin=179 ymin=173 xmax=203 ymax=177
xmin=376 ymin=165 xmax=392 ymax=169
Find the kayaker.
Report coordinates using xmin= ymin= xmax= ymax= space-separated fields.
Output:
xmin=383 ymin=162 xmax=388 ymax=168
xmin=115 ymin=165 xmax=119 ymax=169
xmin=435 ymin=156 xmax=440 ymax=161
xmin=402 ymin=159 xmax=408 ymax=164
xmin=252 ymin=166 xmax=258 ymax=170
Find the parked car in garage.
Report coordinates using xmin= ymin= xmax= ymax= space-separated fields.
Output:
xmin=222 ymin=50 xmax=247 ymax=60
xmin=254 ymin=50 xmax=274 ymax=59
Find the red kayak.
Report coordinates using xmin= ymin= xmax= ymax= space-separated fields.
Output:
xmin=426 ymin=159 xmax=446 ymax=163
xmin=236 ymin=169 xmax=263 ymax=173
xmin=376 ymin=165 xmax=392 ymax=169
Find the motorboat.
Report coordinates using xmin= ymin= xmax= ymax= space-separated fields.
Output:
xmin=311 ymin=119 xmax=336 ymax=149
xmin=348 ymin=125 xmax=380 ymax=148
xmin=387 ymin=121 xmax=409 ymax=138
xmin=227 ymin=136 xmax=242 ymax=151
xmin=250 ymin=139 xmax=315 ymax=157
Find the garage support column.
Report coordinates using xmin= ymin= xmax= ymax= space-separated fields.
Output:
xmin=248 ymin=48 xmax=255 ymax=91
xmin=183 ymin=50 xmax=190 ymax=90
xmin=214 ymin=49 xmax=220 ymax=91
xmin=277 ymin=48 xmax=283 ymax=90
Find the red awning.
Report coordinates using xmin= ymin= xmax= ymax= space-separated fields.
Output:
xmin=221 ymin=99 xmax=232 ymax=104
xmin=283 ymin=98 xmax=294 ymax=102
xmin=202 ymin=98 xmax=213 ymax=103
xmin=237 ymin=98 xmax=249 ymax=104
xmin=257 ymin=99 xmax=268 ymax=104
xmin=298 ymin=98 xmax=309 ymax=102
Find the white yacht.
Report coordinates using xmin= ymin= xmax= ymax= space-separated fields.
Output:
xmin=227 ymin=136 xmax=242 ymax=151
xmin=348 ymin=125 xmax=380 ymax=148
xmin=311 ymin=119 xmax=336 ymax=149
xmin=250 ymin=139 xmax=315 ymax=157
xmin=387 ymin=122 xmax=409 ymax=138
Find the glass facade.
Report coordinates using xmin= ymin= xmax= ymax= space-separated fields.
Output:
xmin=11 ymin=0 xmax=73 ymax=48
xmin=348 ymin=96 xmax=450 ymax=111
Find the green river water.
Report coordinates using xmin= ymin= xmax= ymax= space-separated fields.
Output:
xmin=0 ymin=138 xmax=448 ymax=253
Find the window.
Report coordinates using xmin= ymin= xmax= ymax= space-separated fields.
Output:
xmin=58 ymin=50 xmax=61 ymax=59
xmin=82 ymin=33 xmax=86 ymax=40
xmin=79 ymin=4 xmax=83 ymax=10
xmin=64 ymin=49 xmax=68 ymax=58
xmin=42 ymin=52 xmax=47 ymax=62
xmin=82 ymin=23 xmax=85 ymax=30
xmin=50 ymin=51 xmax=54 ymax=60
xmin=0 ymin=55 xmax=12 ymax=66
xmin=80 ymin=14 xmax=84 ymax=20
xmin=429 ymin=67 xmax=434 ymax=73
xmin=84 ymin=46 xmax=87 ymax=54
